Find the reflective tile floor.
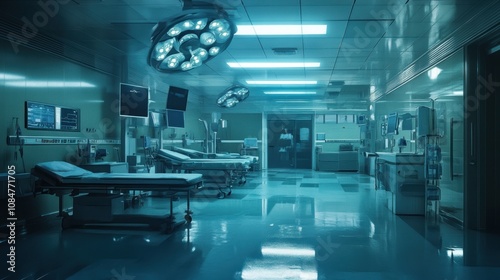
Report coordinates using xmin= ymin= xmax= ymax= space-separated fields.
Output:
xmin=2 ymin=169 xmax=500 ymax=279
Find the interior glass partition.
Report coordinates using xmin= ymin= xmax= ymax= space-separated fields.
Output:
xmin=375 ymin=49 xmax=465 ymax=226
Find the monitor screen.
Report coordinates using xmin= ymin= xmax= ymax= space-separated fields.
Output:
xmin=26 ymin=101 xmax=55 ymax=130
xmin=166 ymin=86 xmax=189 ymax=111
xmin=386 ymin=113 xmax=399 ymax=135
xmin=120 ymin=83 xmax=149 ymax=118
xmin=166 ymin=109 xmax=185 ymax=128
xmin=58 ymin=107 xmax=80 ymax=131
xmin=25 ymin=101 xmax=80 ymax=131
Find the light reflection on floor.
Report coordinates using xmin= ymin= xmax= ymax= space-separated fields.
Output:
xmin=1 ymin=169 xmax=500 ymax=280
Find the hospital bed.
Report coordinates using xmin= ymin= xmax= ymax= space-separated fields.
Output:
xmin=155 ymin=149 xmax=249 ymax=198
xmin=31 ymin=161 xmax=203 ymax=231
xmin=172 ymin=146 xmax=259 ymax=164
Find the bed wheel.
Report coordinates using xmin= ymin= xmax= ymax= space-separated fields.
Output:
xmin=217 ymin=192 xmax=226 ymax=199
xmin=61 ymin=216 xmax=72 ymax=230
xmin=184 ymin=214 xmax=192 ymax=223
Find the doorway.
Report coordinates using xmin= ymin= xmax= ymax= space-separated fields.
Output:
xmin=267 ymin=114 xmax=313 ymax=169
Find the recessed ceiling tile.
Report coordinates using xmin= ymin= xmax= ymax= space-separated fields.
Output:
xmin=335 ymin=61 xmax=364 ymax=70
xmin=350 ymin=5 xmax=400 ymax=20
xmin=229 ymin=37 xmax=264 ymax=50
xmin=337 ymin=50 xmax=371 ymax=60
xmin=227 ymin=49 xmax=268 ymax=59
xmin=259 ymin=38 xmax=304 ymax=50
xmin=129 ymin=5 xmax=184 ymax=21
xmin=243 ymin=0 xmax=300 ymax=6
xmin=385 ymin=22 xmax=431 ymax=38
xmin=341 ymin=37 xmax=380 ymax=50
xmin=81 ymin=5 xmax=147 ymax=22
xmin=301 ymin=5 xmax=353 ymax=21
xmin=245 ymin=6 xmax=301 ymax=21
xmin=304 ymin=48 xmax=340 ymax=59
xmin=343 ymin=20 xmax=393 ymax=38
xmin=303 ymin=37 xmax=343 ymax=49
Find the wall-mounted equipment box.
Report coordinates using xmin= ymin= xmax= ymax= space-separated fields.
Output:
xmin=416 ymin=106 xmax=437 ymax=137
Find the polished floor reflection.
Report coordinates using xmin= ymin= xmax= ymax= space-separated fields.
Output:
xmin=2 ymin=169 xmax=500 ymax=280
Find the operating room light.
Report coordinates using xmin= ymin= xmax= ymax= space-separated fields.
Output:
xmin=236 ymin=24 xmax=327 ymax=35
xmin=246 ymin=80 xmax=317 ymax=85
xmin=227 ymin=62 xmax=320 ymax=68
xmin=147 ymin=0 xmax=236 ymax=73
xmin=216 ymin=85 xmax=250 ymax=108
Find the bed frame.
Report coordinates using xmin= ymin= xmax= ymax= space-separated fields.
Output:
xmin=31 ymin=161 xmax=203 ymax=232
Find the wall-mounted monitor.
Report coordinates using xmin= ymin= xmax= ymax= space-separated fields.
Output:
xmin=166 ymin=109 xmax=185 ymax=128
xmin=25 ymin=101 xmax=80 ymax=131
xmin=166 ymin=86 xmax=189 ymax=111
xmin=120 ymin=83 xmax=149 ymax=118
xmin=386 ymin=112 xmax=399 ymax=135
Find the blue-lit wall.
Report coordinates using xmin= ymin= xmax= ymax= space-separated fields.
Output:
xmin=0 ymin=39 xmax=121 ymax=219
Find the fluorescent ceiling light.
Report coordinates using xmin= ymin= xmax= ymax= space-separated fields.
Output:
xmin=0 ymin=73 xmax=25 ymax=80
xmin=242 ymin=266 xmax=317 ymax=280
xmin=427 ymin=67 xmax=442 ymax=80
xmin=5 ymin=81 xmax=96 ymax=88
xmin=264 ymin=91 xmax=316 ymax=95
xmin=261 ymin=246 xmax=315 ymax=257
xmin=228 ymin=62 xmax=320 ymax=68
xmin=246 ymin=80 xmax=317 ymax=85
xmin=446 ymin=248 xmax=463 ymax=258
xmin=275 ymin=100 xmax=312 ymax=103
xmin=236 ymin=25 xmax=327 ymax=35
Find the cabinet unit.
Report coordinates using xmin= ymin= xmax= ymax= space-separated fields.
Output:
xmin=376 ymin=153 xmax=426 ymax=215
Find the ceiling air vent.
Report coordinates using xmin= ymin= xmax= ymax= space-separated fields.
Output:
xmin=324 ymin=91 xmax=340 ymax=99
xmin=272 ymin=48 xmax=297 ymax=55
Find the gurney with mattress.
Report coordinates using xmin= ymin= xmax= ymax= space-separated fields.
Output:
xmin=155 ymin=149 xmax=249 ymax=198
xmin=31 ymin=161 xmax=203 ymax=231
xmin=172 ymin=146 xmax=259 ymax=163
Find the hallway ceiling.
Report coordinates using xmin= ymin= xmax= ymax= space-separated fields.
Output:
xmin=0 ymin=0 xmax=493 ymax=113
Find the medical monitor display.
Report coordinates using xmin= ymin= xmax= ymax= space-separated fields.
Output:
xmin=25 ymin=101 xmax=80 ymax=131
xmin=166 ymin=86 xmax=189 ymax=111
xmin=166 ymin=109 xmax=185 ymax=128
xmin=120 ymin=83 xmax=149 ymax=118
xmin=386 ymin=113 xmax=399 ymax=135
xmin=58 ymin=107 xmax=80 ymax=131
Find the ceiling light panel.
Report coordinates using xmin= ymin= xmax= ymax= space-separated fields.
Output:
xmin=246 ymin=80 xmax=318 ymax=85
xmin=264 ymin=91 xmax=316 ymax=95
xmin=227 ymin=62 xmax=320 ymax=68
xmin=236 ymin=25 xmax=327 ymax=35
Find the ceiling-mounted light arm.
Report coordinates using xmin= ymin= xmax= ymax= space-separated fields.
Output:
xmin=182 ymin=0 xmax=222 ymax=11
xmin=147 ymin=1 xmax=237 ymax=73
xmin=216 ymin=85 xmax=250 ymax=108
